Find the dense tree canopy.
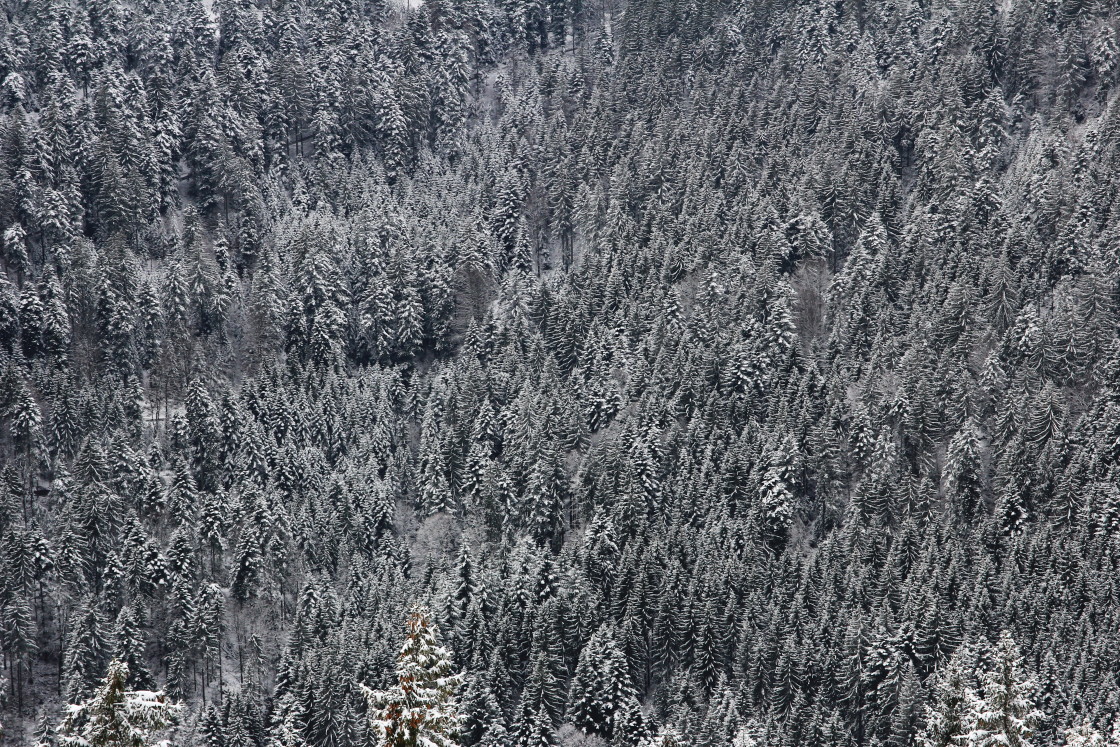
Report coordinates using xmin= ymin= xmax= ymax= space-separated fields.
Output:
xmin=0 ymin=0 xmax=1119 ymax=744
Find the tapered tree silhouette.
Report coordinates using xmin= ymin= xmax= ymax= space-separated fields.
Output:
xmin=58 ymin=659 xmax=181 ymax=747
xmin=362 ymin=607 xmax=464 ymax=747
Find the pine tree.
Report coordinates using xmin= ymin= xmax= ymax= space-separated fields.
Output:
xmin=945 ymin=421 xmax=985 ymax=525
xmin=9 ymin=384 xmax=43 ymax=455
xmin=0 ymin=274 xmax=21 ymax=352
xmin=58 ymin=659 xmax=182 ymax=747
xmin=110 ymin=604 xmax=153 ymax=691
xmin=1062 ymin=721 xmax=1120 ymax=747
xmin=565 ymin=624 xmax=639 ymax=739
xmin=919 ymin=643 xmax=975 ymax=747
xmin=460 ymin=673 xmax=506 ymax=747
xmin=638 ymin=727 xmax=686 ymax=747
xmin=757 ymin=438 xmax=796 ymax=552
xmin=0 ymin=566 xmax=37 ymax=711
xmin=361 ymin=607 xmax=464 ymax=747
xmin=511 ymin=702 xmax=558 ymax=747
xmin=65 ymin=602 xmax=108 ymax=702
xmin=963 ymin=634 xmax=1044 ymax=747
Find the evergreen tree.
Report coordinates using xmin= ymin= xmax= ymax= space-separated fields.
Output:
xmin=919 ymin=644 xmax=975 ymax=747
xmin=1063 ymin=722 xmax=1120 ymax=747
xmin=963 ymin=634 xmax=1044 ymax=747
xmin=566 ymin=624 xmax=639 ymax=739
xmin=362 ymin=608 xmax=464 ymax=747
xmin=58 ymin=659 xmax=182 ymax=747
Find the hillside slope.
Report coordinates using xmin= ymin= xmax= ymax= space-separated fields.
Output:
xmin=1 ymin=0 xmax=1120 ymax=745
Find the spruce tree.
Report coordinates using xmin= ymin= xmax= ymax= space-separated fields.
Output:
xmin=58 ymin=659 xmax=181 ymax=747
xmin=963 ymin=634 xmax=1044 ymax=747
xmin=919 ymin=644 xmax=975 ymax=747
xmin=362 ymin=608 xmax=464 ymax=747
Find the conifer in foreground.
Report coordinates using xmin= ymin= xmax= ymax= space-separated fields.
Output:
xmin=964 ymin=633 xmax=1044 ymax=747
xmin=58 ymin=658 xmax=181 ymax=747
xmin=362 ymin=607 xmax=464 ymax=747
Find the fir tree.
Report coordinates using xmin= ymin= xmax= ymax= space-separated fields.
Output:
xmin=963 ymin=634 xmax=1044 ymax=747
xmin=58 ymin=659 xmax=182 ymax=747
xmin=362 ymin=608 xmax=464 ymax=747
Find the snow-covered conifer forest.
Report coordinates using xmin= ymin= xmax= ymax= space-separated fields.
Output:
xmin=0 ymin=0 xmax=1119 ymax=744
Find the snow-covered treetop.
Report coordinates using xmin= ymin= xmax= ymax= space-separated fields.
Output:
xmin=59 ymin=659 xmax=182 ymax=747
xmin=362 ymin=607 xmax=465 ymax=747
